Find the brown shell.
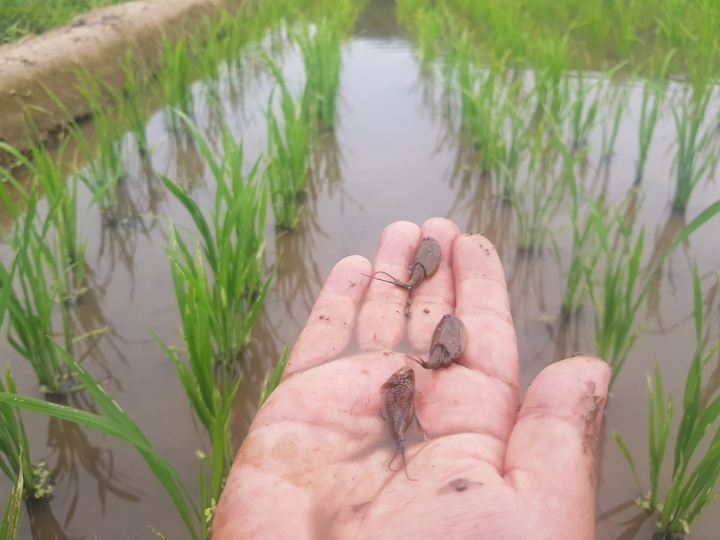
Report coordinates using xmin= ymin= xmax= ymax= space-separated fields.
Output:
xmin=425 ymin=314 xmax=466 ymax=369
xmin=382 ymin=367 xmax=416 ymax=444
xmin=369 ymin=237 xmax=442 ymax=289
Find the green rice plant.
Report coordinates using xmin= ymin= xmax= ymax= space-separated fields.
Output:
xmin=192 ymin=15 xmax=223 ymax=99
xmin=658 ymin=0 xmax=689 ymax=51
xmin=0 ymin=470 xmax=22 ymax=540
xmin=553 ymin=139 xmax=601 ymax=317
xmin=264 ymin=61 xmax=310 ymax=231
xmin=493 ymin=98 xmax=527 ymax=199
xmin=532 ymin=33 xmax=569 ymax=126
xmin=634 ymin=80 xmax=664 ymax=185
xmin=0 ymin=346 xmax=203 ymax=539
xmin=159 ymin=34 xmax=194 ymax=130
xmin=598 ymin=84 xmax=630 ymax=165
xmin=151 ymin=234 xmax=239 ymax=518
xmin=259 ymin=343 xmax=289 ymax=407
xmin=613 ymin=0 xmax=642 ymax=59
xmin=74 ymin=74 xmax=127 ymax=208
xmin=295 ymin=15 xmax=343 ymax=130
xmin=266 ymin=59 xmax=310 ymax=194
xmin=0 ymin=261 xmax=30 ymax=486
xmin=467 ymin=67 xmax=511 ymax=176
xmin=161 ymin=113 xmax=271 ymax=366
xmin=409 ymin=7 xmax=444 ymax=68
xmin=632 ymin=50 xmax=674 ymax=184
xmin=1 ymin=192 xmax=71 ymax=393
xmin=0 ymin=141 xmax=85 ymax=279
xmin=585 ymin=195 xmax=646 ymax=386
xmin=671 ymin=85 xmax=714 ymax=213
xmin=506 ymin=127 xmax=566 ymax=254
xmin=566 ymin=72 xmax=600 ymax=152
xmin=447 ymin=30 xmax=475 ymax=131
xmin=614 ymin=265 xmax=720 ymax=534
xmin=586 ymin=199 xmax=720 ymax=386
xmin=0 ymin=367 xmax=52 ymax=500
xmin=118 ymin=47 xmax=151 ymax=159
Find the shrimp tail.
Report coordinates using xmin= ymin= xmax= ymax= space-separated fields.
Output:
xmin=388 ymin=445 xmax=418 ymax=481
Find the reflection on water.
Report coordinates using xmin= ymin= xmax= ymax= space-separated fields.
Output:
xmin=25 ymin=497 xmax=71 ymax=540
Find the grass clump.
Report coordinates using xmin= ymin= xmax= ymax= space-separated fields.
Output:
xmin=614 ymin=266 xmax=720 ymax=534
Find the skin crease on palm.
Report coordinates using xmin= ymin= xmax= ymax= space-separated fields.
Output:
xmin=212 ymin=218 xmax=611 ymax=540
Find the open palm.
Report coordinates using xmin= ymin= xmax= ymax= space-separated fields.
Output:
xmin=213 ymin=218 xmax=610 ymax=540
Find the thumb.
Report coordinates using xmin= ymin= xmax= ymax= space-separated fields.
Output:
xmin=505 ymin=356 xmax=611 ymax=538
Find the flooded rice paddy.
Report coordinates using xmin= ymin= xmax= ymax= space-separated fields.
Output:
xmin=2 ymin=0 xmax=720 ymax=538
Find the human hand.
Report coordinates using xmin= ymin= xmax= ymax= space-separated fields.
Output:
xmin=213 ymin=218 xmax=610 ymax=540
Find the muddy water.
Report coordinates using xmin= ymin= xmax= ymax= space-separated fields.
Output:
xmin=2 ymin=2 xmax=720 ymax=539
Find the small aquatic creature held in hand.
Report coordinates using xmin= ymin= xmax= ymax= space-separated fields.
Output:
xmin=417 ymin=314 xmax=466 ymax=369
xmin=366 ymin=237 xmax=441 ymax=289
xmin=381 ymin=366 xmax=426 ymax=480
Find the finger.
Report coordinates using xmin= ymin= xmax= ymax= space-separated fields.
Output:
xmin=284 ymin=255 xmax=371 ymax=377
xmin=407 ymin=218 xmax=460 ymax=353
xmin=454 ymin=233 xmax=518 ymax=393
xmin=357 ymin=222 xmax=420 ymax=351
xmin=505 ymin=357 xmax=611 ymax=535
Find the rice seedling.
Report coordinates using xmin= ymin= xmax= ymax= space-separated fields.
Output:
xmin=466 ymin=66 xmax=512 ymax=176
xmin=193 ymin=16 xmax=224 ymax=100
xmin=493 ymin=97 xmax=527 ymax=199
xmin=586 ymin=199 xmax=720 ymax=386
xmin=73 ymin=75 xmax=127 ymax=207
xmin=295 ymin=15 xmax=343 ymax=130
xmin=151 ymin=234 xmax=239 ymax=521
xmin=614 ymin=265 xmax=720 ymax=534
xmin=264 ymin=59 xmax=310 ymax=230
xmin=553 ymin=138 xmax=601 ymax=317
xmin=598 ymin=83 xmax=630 ymax=166
xmin=408 ymin=7 xmax=444 ymax=69
xmin=0 ymin=141 xmax=85 ymax=279
xmin=612 ymin=0 xmax=641 ymax=60
xmin=159 ymin=34 xmax=195 ymax=130
xmin=0 ymin=191 xmax=71 ymax=393
xmin=161 ymin=113 xmax=271 ymax=366
xmin=117 ymin=47 xmax=152 ymax=159
xmin=0 ymin=346 xmax=204 ymax=539
xmin=0 ymin=366 xmax=32 ymax=494
xmin=633 ymin=51 xmax=673 ymax=185
xmin=566 ymin=72 xmax=600 ymax=152
xmin=505 ymin=124 xmax=566 ymax=254
xmin=532 ymin=33 xmax=569 ymax=126
xmin=0 ymin=471 xmax=22 ymax=540
xmin=671 ymin=84 xmax=714 ymax=214
xmin=0 ymin=367 xmax=52 ymax=500
xmin=634 ymin=80 xmax=664 ymax=185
